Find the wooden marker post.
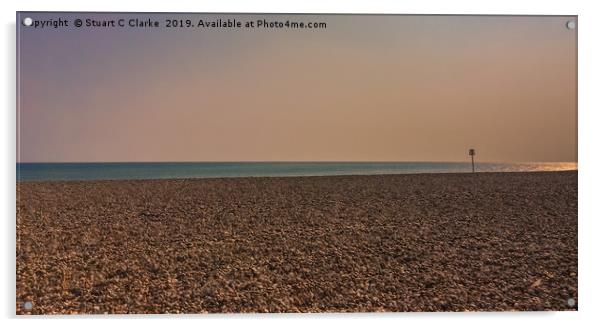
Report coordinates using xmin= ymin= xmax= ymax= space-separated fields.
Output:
xmin=469 ymin=149 xmax=476 ymax=173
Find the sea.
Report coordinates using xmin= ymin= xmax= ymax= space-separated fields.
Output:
xmin=16 ymin=162 xmax=577 ymax=182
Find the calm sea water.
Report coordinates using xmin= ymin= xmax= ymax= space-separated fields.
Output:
xmin=16 ymin=162 xmax=577 ymax=182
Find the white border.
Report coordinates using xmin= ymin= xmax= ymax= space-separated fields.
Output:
xmin=2 ymin=0 xmax=602 ymax=326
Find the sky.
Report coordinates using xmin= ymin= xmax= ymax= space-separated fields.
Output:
xmin=17 ymin=13 xmax=577 ymax=163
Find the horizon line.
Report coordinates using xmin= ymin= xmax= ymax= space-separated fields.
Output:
xmin=16 ymin=160 xmax=578 ymax=164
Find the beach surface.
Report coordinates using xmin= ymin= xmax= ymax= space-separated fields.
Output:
xmin=16 ymin=171 xmax=578 ymax=313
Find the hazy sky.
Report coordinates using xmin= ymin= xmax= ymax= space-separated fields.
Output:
xmin=17 ymin=13 xmax=577 ymax=162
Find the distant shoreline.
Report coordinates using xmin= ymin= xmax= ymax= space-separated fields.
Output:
xmin=15 ymin=162 xmax=578 ymax=182
xmin=15 ymin=169 xmax=579 ymax=183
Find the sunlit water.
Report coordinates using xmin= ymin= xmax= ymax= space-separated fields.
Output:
xmin=16 ymin=162 xmax=577 ymax=182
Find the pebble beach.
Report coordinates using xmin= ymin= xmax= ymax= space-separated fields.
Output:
xmin=16 ymin=171 xmax=578 ymax=314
